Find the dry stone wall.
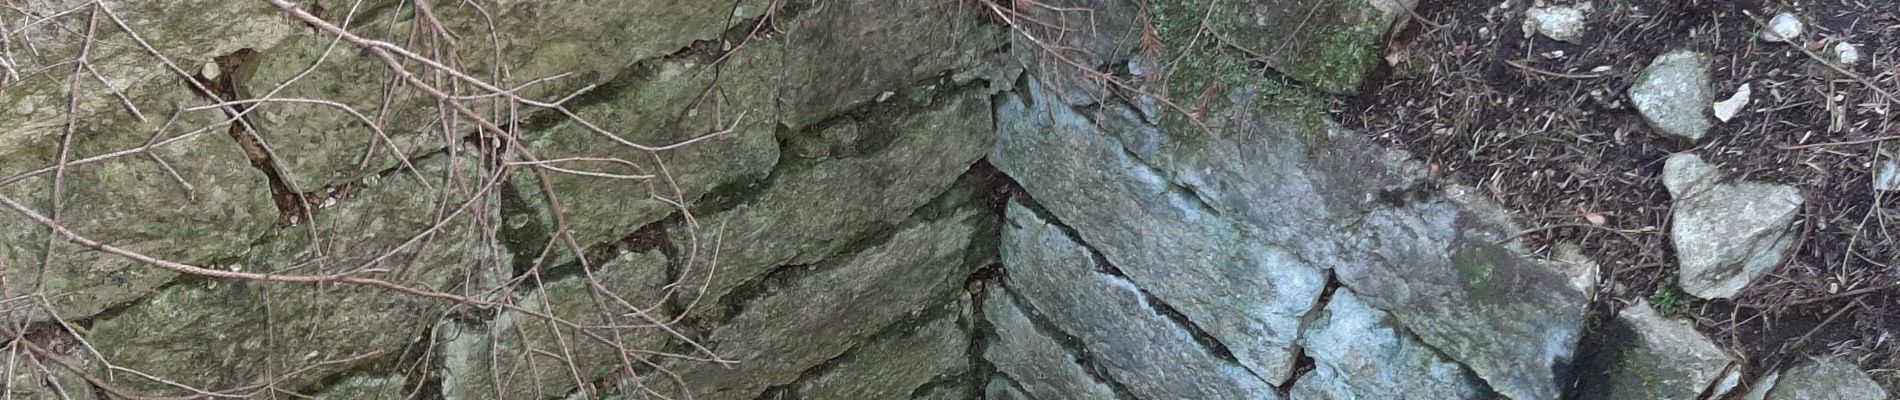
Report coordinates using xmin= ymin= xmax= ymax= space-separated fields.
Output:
xmin=3 ymin=0 xmax=1890 ymax=399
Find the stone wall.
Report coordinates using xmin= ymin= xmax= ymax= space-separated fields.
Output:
xmin=4 ymin=1 xmax=1885 ymax=399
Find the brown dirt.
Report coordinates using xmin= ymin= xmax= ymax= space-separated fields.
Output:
xmin=1337 ymin=0 xmax=1900 ymax=392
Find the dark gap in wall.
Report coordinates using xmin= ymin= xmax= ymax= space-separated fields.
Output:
xmin=27 ymin=259 xmax=239 ymax=336
xmin=747 ymin=298 xmax=970 ymax=400
xmin=689 ymin=125 xmax=788 ymax=216
xmin=905 ymin=370 xmax=979 ymax=400
xmin=391 ymin=317 xmax=454 ymax=400
xmin=961 ymin=262 xmax=1006 ymax=400
xmin=995 ymin=286 xmax=1142 ymax=400
xmin=694 ymin=159 xmax=1004 ymax=328
xmin=696 ymin=262 xmax=815 ymax=329
xmin=1280 ymin=269 xmax=1341 ymax=395
xmin=699 ymin=72 xmax=996 ymax=220
xmin=186 ymin=48 xmax=307 ymax=228
xmin=987 ymin=373 xmax=1036 ymax=398
xmin=290 ymin=355 xmax=404 ymax=396
xmin=1006 ymin=187 xmax=1251 ymax=377
xmin=526 ymin=212 xmax=679 ymax=289
xmin=1123 ymin=270 xmax=1246 ymax=365
xmin=503 ymin=0 xmax=818 ymax=139
xmin=288 ymin=148 xmax=448 ymax=219
xmin=497 ymin=179 xmax=554 ymax=276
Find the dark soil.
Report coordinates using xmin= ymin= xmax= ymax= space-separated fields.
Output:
xmin=1337 ymin=0 xmax=1900 ymax=392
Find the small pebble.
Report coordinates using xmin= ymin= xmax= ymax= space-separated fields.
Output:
xmin=1834 ymin=42 xmax=1861 ymax=65
xmin=1712 ymin=83 xmax=1751 ymax=123
xmin=1876 ymin=150 xmax=1899 ymax=191
xmin=1524 ymin=2 xmax=1592 ymax=43
xmin=1761 ymin=12 xmax=1803 ymax=42
xmin=201 ymin=62 xmax=220 ymax=80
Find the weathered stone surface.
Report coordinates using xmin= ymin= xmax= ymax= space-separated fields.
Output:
xmin=1525 ymin=2 xmax=1592 ymax=43
xmin=1631 ymin=50 xmax=1715 ymax=140
xmin=1578 ymin=300 xmax=1740 ymax=400
xmin=2 ymin=347 xmax=97 ymax=400
xmin=664 ymin=207 xmax=988 ymax=400
xmin=982 ymin=290 xmax=1122 ymax=400
xmin=1291 ymin=288 xmax=1494 ymax=400
xmin=0 ymin=85 xmax=276 ymax=324
xmin=1 ymin=0 xmax=293 ymax=166
xmin=443 ymin=250 xmax=674 ymax=400
xmin=997 ymin=62 xmax=1595 ymax=399
xmin=512 ymin=50 xmax=780 ymax=263
xmin=1744 ymin=356 xmax=1890 ymax=400
xmin=912 ymin=382 xmax=975 ymax=400
xmin=1835 ymin=42 xmax=1863 ymax=65
xmin=1152 ymin=0 xmax=1415 ymax=94
xmin=985 ymin=377 xmax=1033 ymax=400
xmin=1001 ymin=200 xmax=1282 ymax=400
xmin=314 ymin=374 xmax=410 ymax=399
xmin=755 ymin=0 xmax=1005 ymax=128
xmin=239 ymin=1 xmax=765 ymax=189
xmin=1664 ymin=153 xmax=1802 ymax=299
xmin=84 ymin=155 xmax=501 ymax=396
xmin=1713 ymin=83 xmax=1753 ymax=123
xmin=685 ymin=88 xmax=994 ymax=311
xmin=992 ymin=79 xmax=1324 ymax=386
xmin=793 ymin=301 xmax=972 ymax=399
xmin=1342 ymin=190 xmax=1599 ymax=400
xmin=238 ymin=25 xmax=453 ymax=191
xmin=1762 ymin=13 xmax=1806 ymax=43
xmin=0 ymin=3 xmax=288 ymax=320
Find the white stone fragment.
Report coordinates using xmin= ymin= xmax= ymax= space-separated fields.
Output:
xmin=1834 ymin=42 xmax=1861 ymax=65
xmin=1712 ymin=83 xmax=1751 ymax=123
xmin=1524 ymin=2 xmax=1592 ymax=43
xmin=1762 ymin=13 xmax=1804 ymax=43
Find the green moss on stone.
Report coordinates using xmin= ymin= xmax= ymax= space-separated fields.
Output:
xmin=1649 ymin=286 xmax=1692 ymax=318
xmin=1450 ymin=244 xmax=1504 ymax=300
xmin=1281 ymin=6 xmax=1384 ymax=94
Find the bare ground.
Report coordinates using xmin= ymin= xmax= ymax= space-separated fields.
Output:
xmin=1337 ymin=0 xmax=1900 ymax=392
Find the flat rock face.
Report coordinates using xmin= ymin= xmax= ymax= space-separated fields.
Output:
xmin=1 ymin=82 xmax=277 ymax=324
xmin=1664 ymin=153 xmax=1803 ymax=299
xmin=82 ymin=156 xmax=502 ymax=396
xmin=663 ymin=207 xmax=988 ymax=400
xmin=793 ymin=302 xmax=972 ymax=400
xmin=1342 ymin=190 xmax=1598 ymax=400
xmin=1577 ymin=300 xmax=1740 ymax=400
xmin=1155 ymin=0 xmax=1418 ymax=93
xmin=313 ymin=375 xmax=408 ymax=400
xmin=982 ymin=291 xmax=1123 ymax=400
xmin=682 ymin=88 xmax=995 ymax=313
xmin=1630 ymin=50 xmax=1715 ymax=140
xmin=1746 ymin=356 xmax=1890 ymax=400
xmin=993 ymin=79 xmax=1325 ymax=386
xmin=1 ymin=0 xmax=293 ymax=165
xmin=510 ymin=50 xmax=783 ymax=257
xmin=441 ymin=250 xmax=673 ymax=400
xmin=994 ymin=65 xmax=1596 ymax=399
xmin=238 ymin=0 xmax=765 ymax=189
xmin=1290 ymin=289 xmax=1494 ymax=400
xmin=998 ymin=200 xmax=1283 ymax=400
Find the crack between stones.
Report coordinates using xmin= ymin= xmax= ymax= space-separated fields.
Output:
xmin=746 ymin=296 xmax=970 ymax=400
xmin=963 ymin=262 xmax=1005 ymax=400
xmin=1008 ymin=188 xmax=1271 ymax=386
xmin=188 ymin=48 xmax=307 ymax=228
xmin=697 ymin=158 xmax=997 ymax=328
xmin=993 ymin=285 xmax=1143 ymax=400
xmin=986 ymin=373 xmax=1038 ymax=399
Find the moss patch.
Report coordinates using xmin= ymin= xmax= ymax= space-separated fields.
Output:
xmin=1449 ymin=243 xmax=1504 ymax=301
xmin=1279 ymin=0 xmax=1386 ymax=94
